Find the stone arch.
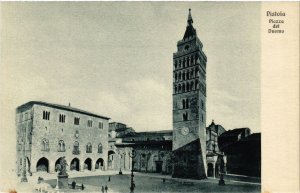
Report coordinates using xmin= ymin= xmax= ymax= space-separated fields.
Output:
xmin=182 ymin=83 xmax=186 ymax=92
xmin=70 ymin=157 xmax=80 ymax=171
xmin=36 ymin=157 xmax=49 ymax=173
xmin=55 ymin=157 xmax=64 ymax=172
xmin=95 ymin=158 xmax=104 ymax=170
xmin=207 ymin=163 xmax=214 ymax=177
xmin=84 ymin=158 xmax=92 ymax=171
xmin=108 ymin=150 xmax=116 ymax=170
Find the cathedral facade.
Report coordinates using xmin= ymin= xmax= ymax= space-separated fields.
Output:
xmin=172 ymin=9 xmax=207 ymax=179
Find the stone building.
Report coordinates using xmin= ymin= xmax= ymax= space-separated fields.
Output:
xmin=107 ymin=122 xmax=134 ymax=172
xmin=218 ymin=128 xmax=261 ymax=177
xmin=122 ymin=131 xmax=173 ymax=174
xmin=16 ymin=101 xmax=109 ymax=176
xmin=110 ymin=123 xmax=225 ymax=176
xmin=206 ymin=121 xmax=226 ymax=178
xmin=172 ymin=9 xmax=207 ymax=179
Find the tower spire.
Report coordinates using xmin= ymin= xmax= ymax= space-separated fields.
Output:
xmin=187 ymin=8 xmax=193 ymax=26
xmin=183 ymin=9 xmax=197 ymax=40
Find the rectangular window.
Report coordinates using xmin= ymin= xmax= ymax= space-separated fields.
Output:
xmin=43 ymin=111 xmax=50 ymax=120
xmin=74 ymin=117 xmax=80 ymax=125
xmin=99 ymin=122 xmax=103 ymax=129
xmin=87 ymin=120 xmax=93 ymax=127
xmin=59 ymin=114 xmax=66 ymax=123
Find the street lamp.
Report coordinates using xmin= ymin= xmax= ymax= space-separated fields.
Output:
xmin=128 ymin=149 xmax=136 ymax=193
xmin=21 ymin=128 xmax=28 ymax=182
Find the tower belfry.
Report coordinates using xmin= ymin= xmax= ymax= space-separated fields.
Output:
xmin=172 ymin=9 xmax=207 ymax=179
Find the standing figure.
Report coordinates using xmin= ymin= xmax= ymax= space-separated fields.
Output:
xmin=101 ymin=186 xmax=105 ymax=193
xmin=105 ymin=185 xmax=108 ymax=193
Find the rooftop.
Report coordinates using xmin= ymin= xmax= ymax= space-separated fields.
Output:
xmin=16 ymin=101 xmax=110 ymax=120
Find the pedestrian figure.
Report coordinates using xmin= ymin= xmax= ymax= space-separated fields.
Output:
xmin=108 ymin=176 xmax=111 ymax=182
xmin=105 ymin=185 xmax=108 ymax=193
xmin=101 ymin=186 xmax=105 ymax=193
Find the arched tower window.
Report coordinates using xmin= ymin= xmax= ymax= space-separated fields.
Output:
xmin=183 ymin=71 xmax=186 ymax=80
xmin=186 ymin=99 xmax=189 ymax=108
xmin=175 ymin=85 xmax=178 ymax=93
xmin=182 ymin=99 xmax=186 ymax=109
xmin=187 ymin=57 xmax=190 ymax=66
xmin=195 ymin=67 xmax=199 ymax=77
xmin=191 ymin=69 xmax=194 ymax=78
xmin=175 ymin=73 xmax=178 ymax=82
xmin=186 ymin=82 xmax=190 ymax=91
xmin=190 ymin=81 xmax=194 ymax=90
xmin=195 ymin=80 xmax=199 ymax=90
xmin=174 ymin=61 xmax=177 ymax=69
xmin=178 ymin=84 xmax=182 ymax=93
xmin=187 ymin=71 xmax=190 ymax=80
xmin=182 ymin=83 xmax=186 ymax=92
xmin=183 ymin=112 xmax=188 ymax=121
xmin=179 ymin=72 xmax=182 ymax=80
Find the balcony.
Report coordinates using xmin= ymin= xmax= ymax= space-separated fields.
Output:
xmin=72 ymin=149 xmax=80 ymax=155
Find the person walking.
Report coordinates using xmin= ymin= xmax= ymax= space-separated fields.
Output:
xmin=101 ymin=186 xmax=105 ymax=193
xmin=105 ymin=185 xmax=108 ymax=193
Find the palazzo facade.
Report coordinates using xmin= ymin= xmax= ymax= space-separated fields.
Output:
xmin=16 ymin=101 xmax=109 ymax=175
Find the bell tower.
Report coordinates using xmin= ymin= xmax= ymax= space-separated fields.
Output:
xmin=172 ymin=9 xmax=207 ymax=179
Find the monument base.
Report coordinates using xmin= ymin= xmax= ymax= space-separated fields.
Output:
xmin=55 ymin=174 xmax=69 ymax=190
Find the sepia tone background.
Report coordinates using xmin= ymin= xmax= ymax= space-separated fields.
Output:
xmin=0 ymin=1 xmax=299 ymax=192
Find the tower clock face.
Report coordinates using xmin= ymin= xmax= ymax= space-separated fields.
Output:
xmin=181 ymin=127 xmax=190 ymax=136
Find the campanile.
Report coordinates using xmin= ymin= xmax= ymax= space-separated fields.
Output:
xmin=172 ymin=9 xmax=207 ymax=179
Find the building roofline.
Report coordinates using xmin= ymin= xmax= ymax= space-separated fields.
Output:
xmin=16 ymin=101 xmax=110 ymax=120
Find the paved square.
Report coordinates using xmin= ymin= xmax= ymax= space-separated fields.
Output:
xmin=46 ymin=174 xmax=260 ymax=193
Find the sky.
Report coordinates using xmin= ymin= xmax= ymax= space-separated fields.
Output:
xmin=1 ymin=2 xmax=261 ymax=142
